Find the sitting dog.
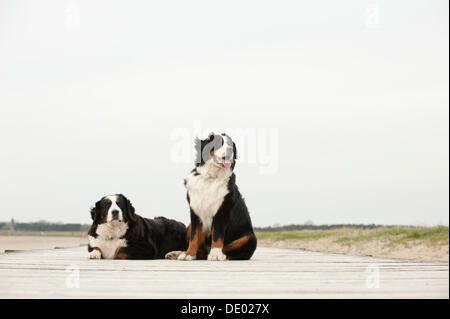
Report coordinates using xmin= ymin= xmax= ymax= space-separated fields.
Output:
xmin=166 ymin=133 xmax=257 ymax=261
xmin=88 ymin=194 xmax=187 ymax=259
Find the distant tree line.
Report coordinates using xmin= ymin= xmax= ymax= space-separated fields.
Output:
xmin=1 ymin=221 xmax=399 ymax=233
xmin=0 ymin=221 xmax=90 ymax=232
xmin=254 ymin=224 xmax=394 ymax=232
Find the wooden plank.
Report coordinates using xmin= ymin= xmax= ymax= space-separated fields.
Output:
xmin=0 ymin=246 xmax=447 ymax=298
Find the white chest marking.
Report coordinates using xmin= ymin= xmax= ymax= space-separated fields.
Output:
xmin=186 ymin=161 xmax=231 ymax=234
xmin=88 ymin=222 xmax=128 ymax=259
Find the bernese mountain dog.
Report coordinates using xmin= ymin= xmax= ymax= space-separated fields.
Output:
xmin=88 ymin=194 xmax=187 ymax=259
xmin=166 ymin=133 xmax=257 ymax=261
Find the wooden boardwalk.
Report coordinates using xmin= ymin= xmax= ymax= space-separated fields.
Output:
xmin=0 ymin=246 xmax=448 ymax=298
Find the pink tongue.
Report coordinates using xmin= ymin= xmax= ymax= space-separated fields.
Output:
xmin=219 ymin=158 xmax=232 ymax=168
xmin=222 ymin=160 xmax=232 ymax=168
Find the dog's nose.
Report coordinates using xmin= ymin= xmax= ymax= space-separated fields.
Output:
xmin=111 ymin=210 xmax=119 ymax=219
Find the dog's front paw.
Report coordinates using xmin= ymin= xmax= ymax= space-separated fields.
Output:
xmin=207 ymin=248 xmax=227 ymax=261
xmin=88 ymin=249 xmax=102 ymax=259
xmin=165 ymin=251 xmax=184 ymax=260
xmin=177 ymin=252 xmax=196 ymax=261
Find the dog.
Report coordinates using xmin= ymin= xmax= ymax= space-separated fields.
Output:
xmin=166 ymin=133 xmax=257 ymax=261
xmin=88 ymin=194 xmax=187 ymax=259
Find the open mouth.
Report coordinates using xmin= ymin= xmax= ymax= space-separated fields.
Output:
xmin=214 ymin=156 xmax=232 ymax=168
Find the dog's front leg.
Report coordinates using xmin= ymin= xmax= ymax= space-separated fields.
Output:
xmin=178 ymin=211 xmax=205 ymax=261
xmin=207 ymin=213 xmax=228 ymax=261
xmin=88 ymin=245 xmax=102 ymax=259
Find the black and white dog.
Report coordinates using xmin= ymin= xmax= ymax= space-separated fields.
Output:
xmin=166 ymin=133 xmax=257 ymax=261
xmin=88 ymin=194 xmax=187 ymax=259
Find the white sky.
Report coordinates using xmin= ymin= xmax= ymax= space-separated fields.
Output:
xmin=0 ymin=0 xmax=448 ymax=226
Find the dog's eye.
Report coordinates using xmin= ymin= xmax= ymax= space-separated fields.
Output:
xmin=107 ymin=199 xmax=112 ymax=204
xmin=116 ymin=200 xmax=119 ymax=204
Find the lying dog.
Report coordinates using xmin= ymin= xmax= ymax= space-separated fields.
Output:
xmin=166 ymin=133 xmax=257 ymax=261
xmin=88 ymin=194 xmax=187 ymax=259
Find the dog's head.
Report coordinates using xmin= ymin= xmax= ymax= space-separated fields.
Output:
xmin=90 ymin=194 xmax=137 ymax=225
xmin=194 ymin=133 xmax=237 ymax=170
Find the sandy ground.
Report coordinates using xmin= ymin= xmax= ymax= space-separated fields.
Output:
xmin=1 ymin=235 xmax=448 ymax=262
xmin=0 ymin=236 xmax=87 ymax=254
xmin=258 ymin=238 xmax=449 ymax=262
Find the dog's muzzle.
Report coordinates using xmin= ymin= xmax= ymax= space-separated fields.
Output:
xmin=111 ymin=210 xmax=120 ymax=220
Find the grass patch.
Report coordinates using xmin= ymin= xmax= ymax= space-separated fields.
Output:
xmin=257 ymin=226 xmax=449 ymax=247
xmin=335 ymin=226 xmax=449 ymax=246
xmin=256 ymin=230 xmax=340 ymax=241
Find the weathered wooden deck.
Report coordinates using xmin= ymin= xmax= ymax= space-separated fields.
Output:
xmin=0 ymin=246 xmax=448 ymax=298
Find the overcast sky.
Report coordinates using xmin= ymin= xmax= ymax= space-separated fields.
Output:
xmin=0 ymin=0 xmax=448 ymax=226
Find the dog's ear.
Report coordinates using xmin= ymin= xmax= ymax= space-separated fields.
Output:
xmin=89 ymin=203 xmax=97 ymax=221
xmin=201 ymin=135 xmax=216 ymax=164
xmin=194 ymin=137 xmax=202 ymax=166
xmin=195 ymin=133 xmax=220 ymax=166
xmin=90 ymin=207 xmax=96 ymax=221
xmin=124 ymin=195 xmax=137 ymax=222
xmin=232 ymin=141 xmax=237 ymax=170
xmin=90 ymin=200 xmax=102 ymax=221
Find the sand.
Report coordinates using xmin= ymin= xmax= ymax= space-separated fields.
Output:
xmin=0 ymin=236 xmax=87 ymax=254
xmin=1 ymin=235 xmax=448 ymax=262
xmin=258 ymin=238 xmax=449 ymax=262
